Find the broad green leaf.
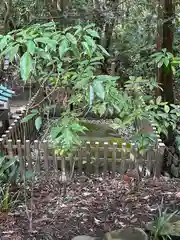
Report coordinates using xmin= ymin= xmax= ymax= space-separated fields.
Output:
xmin=156 ymin=96 xmax=162 ymax=105
xmin=158 ymin=59 xmax=164 ymax=68
xmin=98 ymin=45 xmax=110 ymax=56
xmin=164 ymin=105 xmax=170 ymax=113
xmin=0 ymin=157 xmax=5 ymax=168
xmin=0 ymin=158 xmax=16 ymax=174
xmin=51 ymin=127 xmax=61 ymax=139
xmin=41 ymin=22 xmax=56 ymax=28
xmin=93 ymin=80 xmax=105 ymax=100
xmin=82 ymin=41 xmax=90 ymax=54
xmin=163 ymin=57 xmax=169 ymax=67
xmin=0 ymin=43 xmax=16 ymax=56
xmin=86 ymin=29 xmax=100 ymax=38
xmin=90 ymin=56 xmax=104 ymax=62
xmin=98 ymin=103 xmax=106 ymax=116
xmin=8 ymin=44 xmax=19 ymax=62
xmin=27 ymin=40 xmax=36 ymax=55
xmin=71 ymin=44 xmax=80 ymax=58
xmin=74 ymin=25 xmax=83 ymax=35
xmin=71 ymin=123 xmax=87 ymax=133
xmin=35 ymin=37 xmax=57 ymax=47
xmin=22 ymin=112 xmax=37 ymax=122
xmin=0 ymin=35 xmax=10 ymax=51
xmin=66 ymin=33 xmax=77 ymax=45
xmin=172 ymin=66 xmax=176 ymax=75
xmin=59 ymin=39 xmax=69 ymax=58
xmin=155 ymin=55 xmax=163 ymax=63
xmin=35 ymin=116 xmax=42 ymax=131
xmin=96 ymin=75 xmax=120 ymax=81
xmin=20 ymin=52 xmax=32 ymax=81
xmin=84 ymin=35 xmax=95 ymax=47
xmin=63 ymin=26 xmax=73 ymax=33
xmin=37 ymin=50 xmax=51 ymax=60
xmin=151 ymin=52 xmax=163 ymax=58
xmin=167 ymin=52 xmax=173 ymax=59
xmin=84 ymin=24 xmax=95 ymax=30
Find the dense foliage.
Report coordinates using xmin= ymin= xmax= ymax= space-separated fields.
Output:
xmin=0 ymin=0 xmax=180 ymax=162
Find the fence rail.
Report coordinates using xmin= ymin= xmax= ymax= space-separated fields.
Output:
xmin=0 ymin=134 xmax=165 ymax=178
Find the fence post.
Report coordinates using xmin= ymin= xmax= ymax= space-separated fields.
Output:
xmin=78 ymin=147 xmax=82 ymax=175
xmin=86 ymin=142 xmax=91 ymax=175
xmin=95 ymin=142 xmax=99 ymax=175
xmin=7 ymin=139 xmax=13 ymax=158
xmin=34 ymin=140 xmax=41 ymax=172
xmin=120 ymin=143 xmax=126 ymax=174
xmin=43 ymin=140 xmax=49 ymax=171
xmin=17 ymin=140 xmax=25 ymax=178
xmin=112 ymin=142 xmax=117 ymax=177
xmin=25 ymin=140 xmax=32 ymax=171
xmin=103 ymin=142 xmax=108 ymax=175
xmin=154 ymin=142 xmax=165 ymax=178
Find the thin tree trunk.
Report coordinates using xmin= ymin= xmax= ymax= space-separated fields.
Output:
xmin=157 ymin=0 xmax=175 ymax=145
xmin=157 ymin=0 xmax=174 ymax=104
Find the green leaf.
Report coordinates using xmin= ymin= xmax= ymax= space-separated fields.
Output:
xmin=155 ymin=55 xmax=163 ymax=63
xmin=97 ymin=45 xmax=110 ymax=56
xmin=98 ymin=103 xmax=106 ymax=116
xmin=22 ymin=112 xmax=37 ymax=122
xmin=0 ymin=157 xmax=5 ymax=168
xmin=84 ymin=35 xmax=96 ymax=48
xmin=0 ymin=158 xmax=16 ymax=174
xmin=96 ymin=75 xmax=120 ymax=81
xmin=59 ymin=39 xmax=69 ymax=58
xmin=158 ymin=59 xmax=164 ymax=68
xmin=74 ymin=25 xmax=83 ymax=35
xmin=163 ymin=57 xmax=169 ymax=67
xmin=166 ymin=52 xmax=173 ymax=59
xmin=66 ymin=33 xmax=77 ymax=45
xmin=35 ymin=37 xmax=57 ymax=47
xmin=8 ymin=44 xmax=19 ymax=62
xmin=37 ymin=49 xmax=51 ymax=60
xmin=27 ymin=40 xmax=36 ymax=55
xmin=164 ymin=105 xmax=170 ymax=113
xmin=51 ymin=127 xmax=61 ymax=139
xmin=82 ymin=41 xmax=90 ymax=54
xmin=35 ymin=116 xmax=42 ymax=131
xmin=0 ymin=35 xmax=10 ymax=51
xmin=84 ymin=24 xmax=95 ymax=30
xmin=93 ymin=80 xmax=105 ymax=100
xmin=156 ymin=96 xmax=162 ymax=105
xmin=90 ymin=56 xmax=104 ymax=62
xmin=20 ymin=52 xmax=32 ymax=81
xmin=71 ymin=44 xmax=80 ymax=58
xmin=86 ymin=29 xmax=100 ymax=38
xmin=71 ymin=123 xmax=87 ymax=133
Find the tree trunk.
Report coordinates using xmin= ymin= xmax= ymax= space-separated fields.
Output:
xmin=157 ymin=0 xmax=174 ymax=104
xmin=157 ymin=0 xmax=175 ymax=145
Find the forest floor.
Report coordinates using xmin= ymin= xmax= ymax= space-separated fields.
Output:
xmin=0 ymin=174 xmax=180 ymax=240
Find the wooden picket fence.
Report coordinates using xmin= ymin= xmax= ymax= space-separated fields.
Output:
xmin=0 ymin=107 xmax=166 ymax=178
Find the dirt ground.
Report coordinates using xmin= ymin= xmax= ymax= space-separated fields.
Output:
xmin=0 ymin=174 xmax=180 ymax=240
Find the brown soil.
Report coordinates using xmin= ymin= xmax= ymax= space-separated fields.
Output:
xmin=0 ymin=174 xmax=180 ymax=240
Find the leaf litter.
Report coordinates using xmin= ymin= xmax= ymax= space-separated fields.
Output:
xmin=0 ymin=173 xmax=180 ymax=239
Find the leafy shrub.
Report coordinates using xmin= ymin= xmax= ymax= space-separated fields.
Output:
xmin=0 ymin=156 xmax=20 ymax=185
xmin=1 ymin=23 xmax=180 ymax=156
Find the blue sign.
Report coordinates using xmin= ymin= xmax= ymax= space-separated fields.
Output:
xmin=0 ymin=85 xmax=15 ymax=102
